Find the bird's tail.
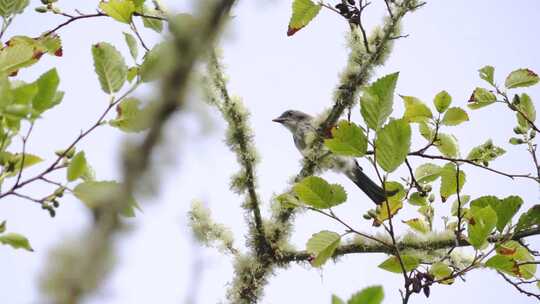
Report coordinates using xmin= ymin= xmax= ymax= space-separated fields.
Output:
xmin=346 ymin=163 xmax=393 ymax=204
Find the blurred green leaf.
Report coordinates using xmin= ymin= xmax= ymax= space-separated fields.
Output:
xmin=516 ymin=204 xmax=540 ymax=232
xmin=348 ymin=286 xmax=384 ymax=304
xmin=332 ymin=295 xmax=345 ymax=304
xmin=74 ymin=181 xmax=139 ymax=217
xmin=324 ymin=121 xmax=367 ymax=157
xmin=100 ymin=0 xmax=136 ymax=24
xmin=67 ymin=151 xmax=88 ymax=182
xmin=441 ymin=107 xmax=469 ymax=126
xmin=434 ymin=90 xmax=452 ymax=113
xmin=0 ymin=0 xmax=29 ymax=18
xmin=306 ymin=230 xmax=340 ymax=267
xmin=0 ymin=232 xmax=33 ymax=251
xmin=141 ymin=6 xmax=163 ymax=33
xmin=33 ymin=68 xmax=63 ymax=113
xmin=287 ymin=0 xmax=321 ymax=36
xmin=468 ymin=87 xmax=496 ymax=110
xmin=403 ymin=218 xmax=429 ymax=234
xmin=466 ymin=139 xmax=506 ymax=166
xmin=505 ymin=68 xmax=540 ymax=89
xmin=123 ymin=32 xmax=138 ymax=60
xmin=429 ymin=262 xmax=453 ymax=284
xmin=109 ymin=98 xmax=150 ymax=132
xmin=378 ymin=255 xmax=419 ymax=273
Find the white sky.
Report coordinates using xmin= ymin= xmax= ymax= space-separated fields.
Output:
xmin=1 ymin=0 xmax=540 ymax=303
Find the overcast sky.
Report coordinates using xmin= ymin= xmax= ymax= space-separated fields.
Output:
xmin=1 ymin=1 xmax=540 ymax=303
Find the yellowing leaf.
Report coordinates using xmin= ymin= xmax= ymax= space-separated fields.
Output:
xmin=441 ymin=107 xmax=469 ymax=126
xmin=287 ymin=0 xmax=321 ymax=36
xmin=401 ymin=95 xmax=432 ymax=123
xmin=0 ymin=232 xmax=33 ymax=251
xmin=378 ymin=255 xmax=419 ymax=273
xmin=403 ymin=218 xmax=430 ymax=234
xmin=505 ymin=68 xmax=540 ymax=89
xmin=324 ymin=121 xmax=367 ymax=157
xmin=100 ymin=0 xmax=136 ymax=24
xmin=468 ymin=87 xmax=496 ymax=110
xmin=92 ymin=42 xmax=127 ymax=94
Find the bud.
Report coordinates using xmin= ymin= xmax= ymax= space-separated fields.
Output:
xmin=509 ymin=137 xmax=525 ymax=145
xmin=530 ymin=130 xmax=536 ymax=139
xmin=35 ymin=6 xmax=48 ymax=13
xmin=482 ymin=160 xmax=489 ymax=167
xmin=428 ymin=194 xmax=435 ymax=203
xmin=513 ymin=126 xmax=526 ymax=134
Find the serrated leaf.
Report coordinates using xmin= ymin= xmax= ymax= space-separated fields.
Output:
xmin=142 ymin=6 xmax=163 ymax=33
xmin=479 ymin=65 xmax=495 ymax=85
xmin=0 ymin=232 xmax=33 ymax=251
xmin=287 ymin=0 xmax=321 ymax=36
xmin=67 ymin=151 xmax=88 ymax=182
xmin=306 ymin=230 xmax=341 ymax=267
xmin=440 ymin=163 xmax=465 ymax=201
xmin=127 ymin=66 xmax=138 ymax=83
xmin=140 ymin=42 xmax=172 ymax=82
xmin=109 ymin=97 xmax=150 ymax=132
xmin=324 ymin=121 xmax=367 ymax=157
xmin=496 ymin=196 xmax=523 ymax=232
xmin=418 ymin=121 xmax=433 ymax=141
xmin=415 ymin=163 xmax=442 ymax=184
xmin=376 ymin=199 xmax=402 ymax=223
xmin=434 ymin=90 xmax=452 ymax=113
xmin=73 ymin=181 xmax=139 ymax=217
xmin=505 ymin=68 xmax=540 ymax=89
xmin=403 ymin=218 xmax=430 ymax=234
xmin=441 ymin=107 xmax=469 ymax=126
xmin=92 ymin=42 xmax=127 ymax=93
xmin=401 ymin=95 xmax=432 ymax=123
xmin=468 ymin=87 xmax=497 ymax=110
xmin=293 ymin=176 xmax=347 ymax=209
xmin=468 ymin=205 xmax=497 ymax=249
xmin=348 ymin=286 xmax=384 ymax=304
xmin=408 ymin=192 xmax=427 ymax=206
xmin=33 ymin=68 xmax=63 ymax=113
xmin=515 ymin=93 xmax=536 ymax=129
xmin=5 ymin=153 xmax=43 ymax=177
xmin=375 ymin=119 xmax=411 ymax=172
xmin=516 ymin=204 xmax=540 ymax=232
xmin=487 ymin=241 xmax=536 ymax=279
xmin=378 ymin=255 xmax=419 ymax=273
xmin=435 ymin=133 xmax=459 ymax=158
xmin=0 ymin=0 xmax=29 ymax=17
xmin=360 ymin=72 xmax=399 ymax=130
xmin=466 ymin=139 xmax=506 ymax=165
xmin=123 ymin=32 xmax=138 ymax=60
xmin=100 ymin=0 xmax=136 ymax=24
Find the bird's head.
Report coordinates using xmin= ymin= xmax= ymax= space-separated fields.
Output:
xmin=272 ymin=110 xmax=312 ymax=131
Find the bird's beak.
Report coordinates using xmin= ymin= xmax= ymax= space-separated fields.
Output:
xmin=272 ymin=116 xmax=286 ymax=124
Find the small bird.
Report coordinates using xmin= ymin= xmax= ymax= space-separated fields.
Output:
xmin=273 ymin=110 xmax=390 ymax=204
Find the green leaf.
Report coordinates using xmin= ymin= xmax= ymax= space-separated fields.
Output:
xmin=466 ymin=139 xmax=506 ymax=165
xmin=418 ymin=121 xmax=434 ymax=141
xmin=378 ymin=255 xmax=419 ymax=273
xmin=0 ymin=220 xmax=6 ymax=233
xmin=441 ymin=107 xmax=469 ymax=126
xmin=515 ymin=93 xmax=536 ymax=130
xmin=123 ymin=32 xmax=138 ymax=60
xmin=293 ymin=176 xmax=347 ymax=209
xmin=408 ymin=192 xmax=427 ymax=206
xmin=5 ymin=153 xmax=43 ymax=177
xmin=434 ymin=90 xmax=452 ymax=113
xmin=13 ymin=82 xmax=38 ymax=106
xmin=73 ymin=181 xmax=139 ymax=217
xmin=127 ymin=66 xmax=138 ymax=83
xmin=414 ymin=163 xmax=442 ymax=184
xmin=306 ymin=230 xmax=341 ymax=267
xmin=516 ymin=205 xmax=540 ymax=232
xmin=324 ymin=121 xmax=367 ymax=157
xmin=33 ymin=68 xmax=62 ymax=113
xmin=487 ymin=241 xmax=536 ymax=279
xmin=468 ymin=87 xmax=497 ymax=110
xmin=468 ymin=206 xmax=497 ymax=249
xmin=100 ymin=0 xmax=136 ymax=24
xmin=109 ymin=98 xmax=150 ymax=132
xmin=348 ymin=286 xmax=384 ymax=304
xmin=67 ymin=151 xmax=88 ymax=182
xmin=479 ymin=66 xmax=495 ymax=86
xmin=360 ymin=72 xmax=399 ymax=130
xmin=435 ymin=133 xmax=459 ymax=158
xmin=92 ymin=42 xmax=127 ymax=94
xmin=451 ymin=195 xmax=471 ymax=216
xmin=140 ymin=42 xmax=172 ymax=82
xmin=496 ymin=196 xmax=523 ymax=232
xmin=439 ymin=163 xmax=465 ymax=202
xmin=287 ymin=0 xmax=321 ymax=36
xmin=401 ymin=95 xmax=432 ymax=123
xmin=403 ymin=218 xmax=429 ymax=234
xmin=429 ymin=262 xmax=453 ymax=284
xmin=0 ymin=0 xmax=29 ymax=17
xmin=0 ymin=42 xmax=34 ymax=75
xmin=505 ymin=68 xmax=540 ymax=89
xmin=332 ymin=295 xmax=345 ymax=304
xmin=0 ymin=232 xmax=33 ymax=251
xmin=375 ymin=119 xmax=411 ymax=172
xmin=141 ymin=6 xmax=163 ymax=33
